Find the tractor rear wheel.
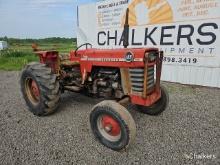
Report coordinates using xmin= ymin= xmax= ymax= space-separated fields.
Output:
xmin=20 ymin=62 xmax=60 ymax=116
xmin=136 ymin=86 xmax=169 ymax=115
xmin=90 ymin=100 xmax=136 ymax=151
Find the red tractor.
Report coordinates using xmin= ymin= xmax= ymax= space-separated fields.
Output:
xmin=20 ymin=9 xmax=169 ymax=151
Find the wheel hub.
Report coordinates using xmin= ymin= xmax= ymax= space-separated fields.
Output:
xmin=104 ymin=124 xmax=112 ymax=132
xmin=25 ymin=78 xmax=40 ymax=104
xmin=31 ymin=80 xmax=40 ymax=99
xmin=101 ymin=115 xmax=121 ymax=136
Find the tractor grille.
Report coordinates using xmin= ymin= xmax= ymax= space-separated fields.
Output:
xmin=129 ymin=66 xmax=155 ymax=93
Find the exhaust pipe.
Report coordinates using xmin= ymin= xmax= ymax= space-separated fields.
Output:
xmin=122 ymin=8 xmax=129 ymax=48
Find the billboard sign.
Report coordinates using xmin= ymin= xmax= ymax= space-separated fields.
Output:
xmin=77 ymin=0 xmax=220 ymax=87
xmin=95 ymin=0 xmax=220 ymax=67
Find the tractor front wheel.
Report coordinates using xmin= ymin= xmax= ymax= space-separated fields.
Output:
xmin=136 ymin=86 xmax=169 ymax=115
xmin=20 ymin=62 xmax=60 ymax=116
xmin=90 ymin=100 xmax=136 ymax=151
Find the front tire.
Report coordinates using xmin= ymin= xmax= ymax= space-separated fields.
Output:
xmin=20 ymin=62 xmax=60 ymax=116
xmin=136 ymin=86 xmax=169 ymax=115
xmin=90 ymin=100 xmax=136 ymax=151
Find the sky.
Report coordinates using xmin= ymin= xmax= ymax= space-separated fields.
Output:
xmin=0 ymin=0 xmax=96 ymax=38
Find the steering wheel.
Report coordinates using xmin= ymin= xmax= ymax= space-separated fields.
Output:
xmin=75 ymin=43 xmax=92 ymax=56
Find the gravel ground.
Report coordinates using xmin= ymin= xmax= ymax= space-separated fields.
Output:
xmin=0 ymin=71 xmax=219 ymax=165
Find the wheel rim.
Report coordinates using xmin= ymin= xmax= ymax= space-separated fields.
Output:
xmin=97 ymin=115 xmax=121 ymax=142
xmin=25 ymin=78 xmax=40 ymax=105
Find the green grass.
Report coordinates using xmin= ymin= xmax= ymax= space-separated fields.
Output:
xmin=0 ymin=56 xmax=38 ymax=71
xmin=0 ymin=50 xmax=37 ymax=70
xmin=0 ymin=42 xmax=76 ymax=71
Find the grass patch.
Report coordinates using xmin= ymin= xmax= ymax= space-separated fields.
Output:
xmin=0 ymin=51 xmax=38 ymax=71
xmin=0 ymin=42 xmax=76 ymax=71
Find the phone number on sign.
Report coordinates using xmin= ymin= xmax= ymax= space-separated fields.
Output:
xmin=163 ymin=57 xmax=198 ymax=64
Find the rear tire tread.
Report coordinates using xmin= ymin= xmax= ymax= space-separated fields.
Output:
xmin=20 ymin=62 xmax=60 ymax=116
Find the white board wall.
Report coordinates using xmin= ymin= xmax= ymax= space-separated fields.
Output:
xmin=162 ymin=65 xmax=220 ymax=87
xmin=77 ymin=3 xmax=97 ymax=46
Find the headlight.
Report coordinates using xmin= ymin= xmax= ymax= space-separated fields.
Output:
xmin=145 ymin=52 xmax=157 ymax=62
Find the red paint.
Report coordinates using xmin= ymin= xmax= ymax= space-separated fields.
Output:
xmin=130 ymin=90 xmax=161 ymax=106
xmin=70 ymin=48 xmax=158 ymax=73
xmin=101 ymin=115 xmax=121 ymax=136
xmin=34 ymin=50 xmax=59 ymax=73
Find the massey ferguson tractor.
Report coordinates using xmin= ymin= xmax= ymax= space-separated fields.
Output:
xmin=20 ymin=9 xmax=169 ymax=151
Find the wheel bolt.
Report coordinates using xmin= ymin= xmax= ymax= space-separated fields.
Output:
xmin=104 ymin=125 xmax=112 ymax=132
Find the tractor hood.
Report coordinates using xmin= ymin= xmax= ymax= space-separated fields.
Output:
xmin=74 ymin=48 xmax=159 ymax=62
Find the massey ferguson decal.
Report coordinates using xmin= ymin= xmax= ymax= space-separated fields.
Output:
xmin=125 ymin=51 xmax=134 ymax=62
xmin=81 ymin=56 xmax=142 ymax=62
